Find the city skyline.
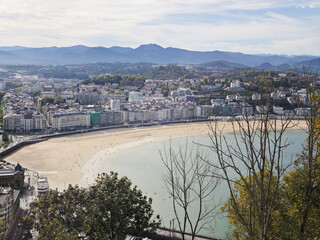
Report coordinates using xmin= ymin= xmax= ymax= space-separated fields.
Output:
xmin=0 ymin=0 xmax=319 ymax=56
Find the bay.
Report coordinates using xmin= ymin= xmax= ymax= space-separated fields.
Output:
xmin=98 ymin=129 xmax=307 ymax=239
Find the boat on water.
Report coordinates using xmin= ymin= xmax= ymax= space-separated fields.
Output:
xmin=37 ymin=177 xmax=49 ymax=195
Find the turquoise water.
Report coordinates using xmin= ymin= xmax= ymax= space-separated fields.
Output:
xmin=99 ymin=129 xmax=307 ymax=239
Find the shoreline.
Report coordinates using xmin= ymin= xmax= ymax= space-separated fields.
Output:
xmin=4 ymin=120 xmax=308 ymax=190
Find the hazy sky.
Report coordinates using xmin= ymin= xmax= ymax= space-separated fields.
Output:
xmin=0 ymin=0 xmax=319 ymax=55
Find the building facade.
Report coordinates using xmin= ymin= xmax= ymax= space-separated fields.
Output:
xmin=52 ymin=112 xmax=90 ymax=130
xmin=0 ymin=188 xmax=20 ymax=238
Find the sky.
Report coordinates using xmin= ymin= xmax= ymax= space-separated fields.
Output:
xmin=0 ymin=0 xmax=320 ymax=55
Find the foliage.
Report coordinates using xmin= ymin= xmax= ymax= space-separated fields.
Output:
xmin=272 ymin=93 xmax=320 ymax=240
xmin=0 ymin=91 xmax=6 ymax=102
xmin=0 ymin=220 xmax=4 ymax=239
xmin=169 ymin=86 xmax=178 ymax=94
xmin=83 ymin=74 xmax=145 ymax=88
xmin=197 ymin=98 xmax=211 ymax=105
xmin=53 ymin=96 xmax=65 ymax=105
xmin=220 ymin=92 xmax=320 ymax=240
xmin=2 ymin=131 xmax=9 ymax=144
xmin=221 ymin=172 xmax=282 ymax=240
xmin=209 ymin=110 xmax=293 ymax=240
xmin=40 ymin=96 xmax=54 ymax=105
xmin=40 ymin=66 xmax=89 ymax=80
xmin=22 ymin=215 xmax=35 ymax=229
xmin=1 ymin=63 xmax=154 ymax=80
xmin=277 ymin=163 xmax=320 ymax=239
xmin=5 ymin=81 xmax=23 ymax=90
xmin=144 ymin=65 xmax=197 ymax=80
xmin=159 ymin=82 xmax=169 ymax=97
xmin=32 ymin=172 xmax=160 ymax=240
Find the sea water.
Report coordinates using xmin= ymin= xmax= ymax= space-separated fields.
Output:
xmin=99 ymin=129 xmax=307 ymax=239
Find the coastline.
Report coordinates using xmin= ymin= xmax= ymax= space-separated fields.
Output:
xmin=4 ymin=120 xmax=308 ymax=190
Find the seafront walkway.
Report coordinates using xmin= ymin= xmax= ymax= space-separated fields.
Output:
xmin=0 ymin=115 xmax=306 ymax=158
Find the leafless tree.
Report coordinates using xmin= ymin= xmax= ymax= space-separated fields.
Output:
xmin=207 ymin=107 xmax=295 ymax=240
xmin=161 ymin=140 xmax=220 ymax=240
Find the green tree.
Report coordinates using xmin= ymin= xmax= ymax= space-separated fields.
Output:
xmin=2 ymin=131 xmax=9 ymax=144
xmin=41 ymin=96 xmax=54 ymax=105
xmin=22 ymin=215 xmax=35 ymax=229
xmin=32 ymin=185 xmax=85 ymax=240
xmin=0 ymin=220 xmax=4 ymax=239
xmin=277 ymin=163 xmax=320 ymax=239
xmin=85 ymin=172 xmax=160 ymax=239
xmin=218 ymin=89 xmax=320 ymax=240
xmin=273 ymin=93 xmax=320 ymax=240
xmin=53 ymin=96 xmax=64 ymax=105
xmin=169 ymin=86 xmax=178 ymax=95
xmin=32 ymin=172 xmax=160 ymax=240
xmin=221 ymin=172 xmax=283 ymax=240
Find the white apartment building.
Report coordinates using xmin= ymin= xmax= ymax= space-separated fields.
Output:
xmin=273 ymin=106 xmax=284 ymax=115
xmin=129 ymin=92 xmax=143 ymax=103
xmin=252 ymin=93 xmax=261 ymax=101
xmin=110 ymin=99 xmax=121 ymax=111
xmin=3 ymin=114 xmax=22 ymax=131
xmin=296 ymin=108 xmax=310 ymax=116
xmin=0 ymin=187 xmax=20 ymax=237
xmin=51 ymin=112 xmax=90 ymax=130
xmin=99 ymin=94 xmax=126 ymax=104
xmin=0 ymin=81 xmax=6 ymax=91
xmin=229 ymin=80 xmax=244 ymax=92
xmin=33 ymin=114 xmax=46 ymax=130
xmin=3 ymin=113 xmax=46 ymax=131
xmin=22 ymin=85 xmax=42 ymax=93
xmin=60 ymin=91 xmax=73 ymax=100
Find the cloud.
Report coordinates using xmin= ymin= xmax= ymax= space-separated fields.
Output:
xmin=0 ymin=0 xmax=319 ymax=55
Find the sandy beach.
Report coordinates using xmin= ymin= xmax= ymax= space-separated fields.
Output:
xmin=4 ymin=120 xmax=308 ymax=190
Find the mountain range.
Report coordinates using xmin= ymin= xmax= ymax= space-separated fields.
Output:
xmin=0 ymin=44 xmax=319 ymax=72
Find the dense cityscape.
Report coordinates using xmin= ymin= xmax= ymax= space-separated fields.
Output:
xmin=0 ymin=63 xmax=319 ymax=239
xmin=1 ymin=66 xmax=318 ymax=134
xmin=1 ymin=0 xmax=320 ymax=239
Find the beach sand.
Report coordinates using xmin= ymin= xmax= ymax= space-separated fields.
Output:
xmin=4 ymin=120 xmax=307 ymax=190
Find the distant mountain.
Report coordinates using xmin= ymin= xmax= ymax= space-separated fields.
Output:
xmin=251 ymin=58 xmax=320 ymax=72
xmin=277 ymin=63 xmax=292 ymax=71
xmin=0 ymin=46 xmax=27 ymax=52
xmin=200 ymin=60 xmax=248 ymax=69
xmin=294 ymin=58 xmax=320 ymax=73
xmin=255 ymin=62 xmax=277 ymax=71
xmin=0 ymin=50 xmax=24 ymax=64
xmin=0 ymin=44 xmax=318 ymax=67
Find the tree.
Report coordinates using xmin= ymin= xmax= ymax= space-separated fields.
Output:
xmin=2 ymin=131 xmax=9 ymax=144
xmin=32 ymin=185 xmax=85 ymax=240
xmin=32 ymin=172 xmax=160 ymax=240
xmin=277 ymin=161 xmax=320 ymax=239
xmin=297 ymin=93 xmax=320 ymax=239
xmin=208 ymin=108 xmax=294 ymax=240
xmin=221 ymin=172 xmax=283 ymax=240
xmin=273 ymin=92 xmax=320 ymax=240
xmin=53 ymin=96 xmax=64 ymax=105
xmin=161 ymin=141 xmax=220 ymax=240
xmin=0 ymin=220 xmax=4 ymax=239
xmin=84 ymin=172 xmax=160 ymax=239
xmin=22 ymin=215 xmax=35 ymax=230
xmin=41 ymin=96 xmax=54 ymax=105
